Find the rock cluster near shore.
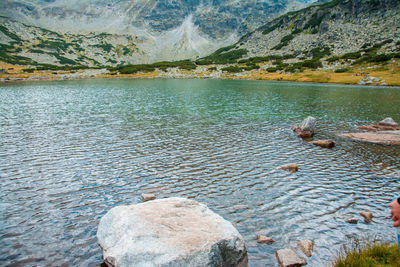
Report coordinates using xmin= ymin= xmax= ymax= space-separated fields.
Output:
xmin=97 ymin=197 xmax=248 ymax=267
xmin=340 ymin=117 xmax=400 ymax=144
xmin=357 ymin=117 xmax=400 ymax=131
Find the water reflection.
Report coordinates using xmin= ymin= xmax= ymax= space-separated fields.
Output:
xmin=0 ymin=79 xmax=399 ymax=266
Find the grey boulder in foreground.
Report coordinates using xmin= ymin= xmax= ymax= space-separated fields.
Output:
xmin=97 ymin=197 xmax=248 ymax=267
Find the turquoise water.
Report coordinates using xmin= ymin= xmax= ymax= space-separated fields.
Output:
xmin=1 ymin=79 xmax=399 ymax=266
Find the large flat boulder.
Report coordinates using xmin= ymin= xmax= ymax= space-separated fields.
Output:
xmin=97 ymin=197 xmax=248 ymax=267
xmin=339 ymin=131 xmax=400 ymax=145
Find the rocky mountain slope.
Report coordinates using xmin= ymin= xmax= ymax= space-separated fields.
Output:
xmin=188 ymin=0 xmax=400 ymax=75
xmin=0 ymin=0 xmax=315 ymax=63
xmin=236 ymin=0 xmax=400 ymax=57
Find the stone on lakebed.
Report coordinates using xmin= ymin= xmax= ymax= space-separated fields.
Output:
xmin=279 ymin=164 xmax=299 ymax=173
xmin=276 ymin=249 xmax=307 ymax=267
xmin=360 ymin=211 xmax=373 ymax=223
xmin=141 ymin=193 xmax=156 ymax=202
xmin=297 ymin=240 xmax=314 ymax=257
xmin=309 ymin=140 xmax=336 ymax=148
xmin=257 ymin=235 xmax=275 ymax=244
xmin=97 ymin=197 xmax=248 ymax=267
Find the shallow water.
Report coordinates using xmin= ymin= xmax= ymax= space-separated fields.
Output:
xmin=0 ymin=79 xmax=399 ymax=266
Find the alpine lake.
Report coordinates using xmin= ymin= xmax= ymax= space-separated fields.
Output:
xmin=1 ymin=78 xmax=399 ymax=266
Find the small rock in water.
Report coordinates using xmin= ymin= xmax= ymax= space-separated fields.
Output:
xmin=346 ymin=218 xmax=358 ymax=224
xmin=234 ymin=205 xmax=247 ymax=211
xmin=360 ymin=211 xmax=373 ymax=223
xmin=378 ymin=117 xmax=398 ymax=127
xmin=310 ymin=140 xmax=336 ymax=148
xmin=276 ymin=249 xmax=307 ymax=267
xmin=297 ymin=240 xmax=314 ymax=257
xmin=292 ymin=116 xmax=316 ymax=138
xmin=279 ymin=163 xmax=299 ymax=173
xmin=257 ymin=235 xmax=275 ymax=244
xmin=141 ymin=193 xmax=156 ymax=202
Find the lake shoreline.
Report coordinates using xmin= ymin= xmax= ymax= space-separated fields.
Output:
xmin=1 ymin=62 xmax=400 ymax=87
xmin=1 ymin=71 xmax=400 ymax=88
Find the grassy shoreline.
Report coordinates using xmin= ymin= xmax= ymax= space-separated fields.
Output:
xmin=1 ymin=61 xmax=400 ymax=86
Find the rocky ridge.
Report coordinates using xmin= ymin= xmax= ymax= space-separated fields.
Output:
xmin=0 ymin=0 xmax=315 ymax=63
xmin=237 ymin=0 xmax=400 ymax=57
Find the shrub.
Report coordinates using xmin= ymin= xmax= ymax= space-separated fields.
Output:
xmin=341 ymin=52 xmax=361 ymax=60
xmin=333 ymin=242 xmax=400 ymax=267
xmin=221 ymin=65 xmax=243 ymax=73
xmin=327 ymin=56 xmax=340 ymax=62
xmin=310 ymin=47 xmax=331 ymax=59
xmin=0 ymin=25 xmax=21 ymax=42
xmin=304 ymin=12 xmax=325 ymax=29
xmin=299 ymin=59 xmax=322 ymax=69
xmin=272 ymin=34 xmax=295 ymax=50
xmin=262 ymin=24 xmax=280 ymax=35
xmin=196 ymin=48 xmax=248 ymax=64
xmin=36 ymin=40 xmax=70 ymax=51
xmin=369 ymin=54 xmax=391 ymax=62
xmin=266 ymin=67 xmax=278 ymax=72
xmin=334 ymin=68 xmax=350 ymax=73
xmin=22 ymin=68 xmax=35 ymax=73
xmin=292 ymin=28 xmax=302 ymax=34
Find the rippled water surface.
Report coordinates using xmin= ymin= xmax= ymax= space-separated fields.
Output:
xmin=1 ymin=79 xmax=400 ymax=266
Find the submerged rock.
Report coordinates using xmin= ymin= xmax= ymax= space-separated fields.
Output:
xmin=297 ymin=240 xmax=314 ymax=257
xmin=346 ymin=218 xmax=358 ymax=224
xmin=257 ymin=235 xmax=275 ymax=244
xmin=141 ymin=193 xmax=156 ymax=202
xmin=97 ymin=197 xmax=248 ymax=267
xmin=276 ymin=249 xmax=307 ymax=267
xmin=279 ymin=163 xmax=299 ymax=173
xmin=309 ymin=140 xmax=336 ymax=148
xmin=360 ymin=211 xmax=373 ymax=223
xmin=292 ymin=116 xmax=316 ymax=138
xmin=339 ymin=131 xmax=400 ymax=145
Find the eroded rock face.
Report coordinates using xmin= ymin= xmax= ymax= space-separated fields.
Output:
xmin=292 ymin=116 xmax=316 ymax=138
xmin=97 ymin=197 xmax=248 ymax=267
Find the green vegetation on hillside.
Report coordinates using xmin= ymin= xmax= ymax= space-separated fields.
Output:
xmin=0 ymin=25 xmax=21 ymax=42
xmin=195 ymin=46 xmax=248 ymax=65
xmin=111 ymin=60 xmax=197 ymax=74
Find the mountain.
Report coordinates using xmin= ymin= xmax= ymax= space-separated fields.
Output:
xmin=0 ymin=0 xmax=316 ymax=63
xmin=232 ymin=0 xmax=400 ymax=59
